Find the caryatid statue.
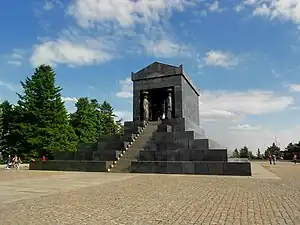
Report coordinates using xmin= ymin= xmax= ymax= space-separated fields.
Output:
xmin=166 ymin=88 xmax=172 ymax=119
xmin=142 ymin=91 xmax=149 ymax=124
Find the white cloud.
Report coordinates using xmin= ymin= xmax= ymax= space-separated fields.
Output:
xmin=200 ymin=109 xmax=239 ymax=122
xmin=30 ymin=0 xmax=199 ymax=66
xmin=5 ymin=49 xmax=27 ymax=66
xmin=241 ymin=0 xmax=300 ymax=24
xmin=208 ymin=1 xmax=224 ymax=13
xmin=287 ymin=84 xmax=300 ymax=92
xmin=234 ymin=4 xmax=245 ymax=12
xmin=199 ymin=89 xmax=297 ymax=150
xmin=30 ymin=37 xmax=115 ymax=67
xmin=253 ymin=3 xmax=271 ymax=16
xmin=62 ymin=96 xmax=78 ymax=113
xmin=0 ymin=80 xmax=18 ymax=92
xmin=203 ymin=50 xmax=240 ymax=68
xmin=62 ymin=97 xmax=78 ymax=102
xmin=7 ymin=61 xmax=22 ymax=66
xmin=229 ymin=124 xmax=261 ymax=131
xmin=67 ymin=0 xmax=194 ymax=28
xmin=10 ymin=49 xmax=26 ymax=59
xmin=142 ymin=39 xmax=191 ymax=58
xmin=200 ymin=90 xmax=294 ymax=121
xmin=116 ymin=78 xmax=133 ymax=98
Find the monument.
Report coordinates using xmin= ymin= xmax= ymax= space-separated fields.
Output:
xmin=30 ymin=62 xmax=251 ymax=176
xmin=125 ymin=62 xmax=251 ymax=175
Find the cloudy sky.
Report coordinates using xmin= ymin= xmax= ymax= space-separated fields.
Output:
xmin=1 ymin=0 xmax=300 ymax=152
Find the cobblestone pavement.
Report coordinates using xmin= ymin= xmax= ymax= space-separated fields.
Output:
xmin=0 ymin=162 xmax=300 ymax=225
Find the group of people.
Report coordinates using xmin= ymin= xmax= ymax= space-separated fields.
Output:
xmin=268 ymin=153 xmax=277 ymax=165
xmin=4 ymin=155 xmax=22 ymax=170
xmin=268 ymin=152 xmax=298 ymax=165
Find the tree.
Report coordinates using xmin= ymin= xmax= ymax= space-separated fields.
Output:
xmin=248 ymin=151 xmax=254 ymax=159
xmin=100 ymin=101 xmax=118 ymax=135
xmin=90 ymin=99 xmax=104 ymax=136
xmin=256 ymin=148 xmax=262 ymax=159
xmin=286 ymin=142 xmax=296 ymax=153
xmin=70 ymin=97 xmax=98 ymax=143
xmin=284 ymin=142 xmax=300 ymax=159
xmin=17 ymin=65 xmax=77 ymax=158
xmin=232 ymin=148 xmax=239 ymax=158
xmin=70 ymin=98 xmax=123 ymax=142
xmin=239 ymin=146 xmax=249 ymax=158
xmin=266 ymin=143 xmax=281 ymax=157
xmin=0 ymin=101 xmax=15 ymax=155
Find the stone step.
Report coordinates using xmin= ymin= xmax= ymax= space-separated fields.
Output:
xmin=110 ymin=159 xmax=132 ymax=172
xmin=110 ymin=121 xmax=160 ymax=173
xmin=122 ymin=153 xmax=139 ymax=159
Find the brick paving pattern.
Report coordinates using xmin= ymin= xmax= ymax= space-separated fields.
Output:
xmin=0 ymin=162 xmax=299 ymax=224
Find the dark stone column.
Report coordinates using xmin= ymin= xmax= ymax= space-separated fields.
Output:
xmin=166 ymin=88 xmax=173 ymax=119
xmin=142 ymin=91 xmax=149 ymax=126
xmin=174 ymin=84 xmax=182 ymax=118
xmin=133 ymin=89 xmax=140 ymax=122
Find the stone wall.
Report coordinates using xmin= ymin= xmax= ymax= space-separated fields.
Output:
xmin=161 ymin=118 xmax=205 ymax=139
xmin=131 ymin=161 xmax=251 ymax=176
xmin=181 ymin=76 xmax=200 ymax=126
xmin=53 ymin=135 xmax=124 ymax=162
xmin=29 ymin=160 xmax=111 ymax=172
xmin=138 ymin=149 xmax=227 ymax=162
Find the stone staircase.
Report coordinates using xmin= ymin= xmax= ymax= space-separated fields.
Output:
xmin=109 ymin=121 xmax=160 ymax=173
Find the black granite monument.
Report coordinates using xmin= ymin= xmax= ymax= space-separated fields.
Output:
xmin=125 ymin=62 xmax=251 ymax=176
xmin=30 ymin=62 xmax=251 ymax=176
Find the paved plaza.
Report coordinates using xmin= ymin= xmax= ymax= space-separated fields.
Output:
xmin=0 ymin=162 xmax=299 ymax=225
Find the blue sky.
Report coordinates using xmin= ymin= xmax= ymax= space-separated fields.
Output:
xmin=1 ymin=0 xmax=300 ymax=152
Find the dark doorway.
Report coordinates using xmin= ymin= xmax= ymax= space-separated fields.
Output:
xmin=140 ymin=87 xmax=174 ymax=121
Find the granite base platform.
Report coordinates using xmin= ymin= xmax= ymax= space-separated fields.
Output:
xmin=130 ymin=161 xmax=251 ymax=176
xmin=29 ymin=160 xmax=111 ymax=172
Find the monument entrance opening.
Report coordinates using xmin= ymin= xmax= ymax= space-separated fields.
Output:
xmin=140 ymin=87 xmax=174 ymax=121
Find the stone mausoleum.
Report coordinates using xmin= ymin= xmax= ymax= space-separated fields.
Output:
xmin=30 ymin=62 xmax=251 ymax=176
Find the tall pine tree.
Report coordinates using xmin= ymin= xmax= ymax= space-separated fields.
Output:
xmin=90 ymin=99 xmax=103 ymax=136
xmin=70 ymin=97 xmax=98 ymax=143
xmin=17 ymin=65 xmax=77 ymax=158
xmin=0 ymin=101 xmax=15 ymax=154
xmin=100 ymin=101 xmax=118 ymax=135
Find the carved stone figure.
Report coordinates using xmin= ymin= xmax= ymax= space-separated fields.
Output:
xmin=166 ymin=89 xmax=172 ymax=119
xmin=143 ymin=91 xmax=149 ymax=123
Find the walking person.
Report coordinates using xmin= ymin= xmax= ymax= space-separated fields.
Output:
xmin=272 ymin=154 xmax=276 ymax=165
xmin=268 ymin=152 xmax=273 ymax=165
xmin=16 ymin=156 xmax=22 ymax=170
xmin=293 ymin=153 xmax=297 ymax=164
xmin=12 ymin=155 xmax=17 ymax=168
xmin=5 ymin=155 xmax=12 ymax=169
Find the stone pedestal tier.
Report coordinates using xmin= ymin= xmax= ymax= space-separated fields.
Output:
xmin=131 ymin=161 xmax=251 ymax=176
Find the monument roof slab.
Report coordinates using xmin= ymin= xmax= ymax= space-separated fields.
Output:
xmin=131 ymin=62 xmax=200 ymax=96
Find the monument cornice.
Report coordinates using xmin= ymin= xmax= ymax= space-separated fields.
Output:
xmin=131 ymin=62 xmax=200 ymax=96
